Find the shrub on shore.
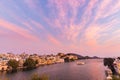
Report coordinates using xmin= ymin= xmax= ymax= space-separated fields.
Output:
xmin=104 ymin=58 xmax=116 ymax=74
xmin=112 ymin=75 xmax=120 ymax=80
xmin=23 ymin=58 xmax=36 ymax=70
xmin=7 ymin=59 xmax=19 ymax=71
xmin=31 ymin=73 xmax=49 ymax=80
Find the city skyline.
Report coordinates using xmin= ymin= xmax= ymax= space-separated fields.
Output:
xmin=0 ymin=0 xmax=120 ymax=57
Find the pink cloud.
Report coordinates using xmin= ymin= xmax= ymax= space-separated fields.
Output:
xmin=48 ymin=0 xmax=85 ymax=24
xmin=47 ymin=34 xmax=61 ymax=46
xmin=95 ymin=0 xmax=120 ymax=20
xmin=85 ymin=26 xmax=100 ymax=40
xmin=0 ymin=29 xmax=6 ymax=35
xmin=80 ymin=0 xmax=98 ymax=25
xmin=22 ymin=20 xmax=44 ymax=32
xmin=7 ymin=0 xmax=118 ymax=56
xmin=30 ymin=20 xmax=44 ymax=30
xmin=22 ymin=21 xmax=34 ymax=31
xmin=48 ymin=0 xmax=66 ymax=18
xmin=0 ymin=19 xmax=39 ymax=41
xmin=46 ymin=0 xmax=86 ymax=42
xmin=61 ymin=24 xmax=82 ymax=42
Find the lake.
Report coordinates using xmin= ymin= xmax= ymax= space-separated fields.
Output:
xmin=0 ymin=59 xmax=106 ymax=80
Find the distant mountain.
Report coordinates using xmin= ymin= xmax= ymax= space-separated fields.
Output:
xmin=66 ymin=53 xmax=100 ymax=59
xmin=66 ymin=53 xmax=84 ymax=59
xmin=91 ymin=56 xmax=100 ymax=59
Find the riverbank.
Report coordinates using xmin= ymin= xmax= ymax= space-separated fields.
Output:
xmin=0 ymin=59 xmax=106 ymax=80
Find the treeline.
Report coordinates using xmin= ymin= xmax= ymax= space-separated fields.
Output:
xmin=7 ymin=58 xmax=38 ymax=72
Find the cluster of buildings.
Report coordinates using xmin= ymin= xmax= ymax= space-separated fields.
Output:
xmin=0 ymin=53 xmax=78 ymax=71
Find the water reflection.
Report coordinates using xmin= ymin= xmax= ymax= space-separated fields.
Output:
xmin=0 ymin=59 xmax=106 ymax=80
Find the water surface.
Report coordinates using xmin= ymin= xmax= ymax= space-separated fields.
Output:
xmin=0 ymin=59 xmax=106 ymax=80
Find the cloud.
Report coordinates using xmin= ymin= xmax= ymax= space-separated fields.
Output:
xmin=95 ymin=0 xmax=120 ymax=20
xmin=24 ymin=0 xmax=37 ymax=9
xmin=47 ymin=34 xmax=61 ymax=46
xmin=0 ymin=19 xmax=38 ymax=41
xmin=0 ymin=0 xmax=120 ymax=56
xmin=46 ymin=0 xmax=86 ymax=42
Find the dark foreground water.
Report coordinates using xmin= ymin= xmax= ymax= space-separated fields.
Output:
xmin=0 ymin=59 xmax=106 ymax=80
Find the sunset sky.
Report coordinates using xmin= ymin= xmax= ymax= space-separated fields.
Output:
xmin=0 ymin=0 xmax=120 ymax=57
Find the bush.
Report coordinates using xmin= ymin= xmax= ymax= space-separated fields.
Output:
xmin=104 ymin=58 xmax=114 ymax=67
xmin=104 ymin=58 xmax=116 ymax=74
xmin=31 ymin=73 xmax=49 ymax=80
xmin=64 ymin=57 xmax=70 ymax=62
xmin=112 ymin=75 xmax=120 ymax=80
xmin=23 ymin=58 xmax=36 ymax=70
xmin=7 ymin=59 xmax=19 ymax=71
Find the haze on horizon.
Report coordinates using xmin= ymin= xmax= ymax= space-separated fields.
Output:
xmin=0 ymin=0 xmax=120 ymax=57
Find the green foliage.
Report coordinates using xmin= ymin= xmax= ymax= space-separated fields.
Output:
xmin=104 ymin=58 xmax=116 ymax=74
xmin=35 ymin=60 xmax=39 ymax=64
xmin=64 ymin=57 xmax=70 ymax=62
xmin=104 ymin=58 xmax=114 ymax=67
xmin=0 ymin=78 xmax=9 ymax=80
xmin=31 ymin=74 xmax=40 ymax=80
xmin=118 ymin=57 xmax=120 ymax=60
xmin=23 ymin=58 xmax=36 ymax=69
xmin=57 ymin=53 xmax=64 ymax=58
xmin=40 ymin=74 xmax=49 ymax=80
xmin=70 ymin=58 xmax=75 ymax=61
xmin=64 ymin=57 xmax=75 ymax=62
xmin=112 ymin=75 xmax=120 ymax=80
xmin=8 ymin=59 xmax=19 ymax=70
xmin=31 ymin=73 xmax=49 ymax=80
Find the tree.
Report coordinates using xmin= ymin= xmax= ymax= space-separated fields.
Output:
xmin=23 ymin=58 xmax=36 ymax=69
xmin=64 ymin=57 xmax=70 ymax=62
xmin=104 ymin=58 xmax=114 ymax=66
xmin=57 ymin=53 xmax=65 ymax=58
xmin=7 ymin=59 xmax=19 ymax=71
xmin=35 ymin=60 xmax=39 ymax=64
xmin=118 ymin=57 xmax=120 ymax=60
xmin=70 ymin=58 xmax=75 ymax=61
xmin=104 ymin=58 xmax=116 ymax=74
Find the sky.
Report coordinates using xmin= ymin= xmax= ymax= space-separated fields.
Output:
xmin=0 ymin=0 xmax=120 ymax=57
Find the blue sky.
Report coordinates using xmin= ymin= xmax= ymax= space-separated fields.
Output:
xmin=0 ymin=0 xmax=120 ymax=57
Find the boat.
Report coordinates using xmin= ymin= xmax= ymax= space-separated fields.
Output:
xmin=76 ymin=62 xmax=85 ymax=65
